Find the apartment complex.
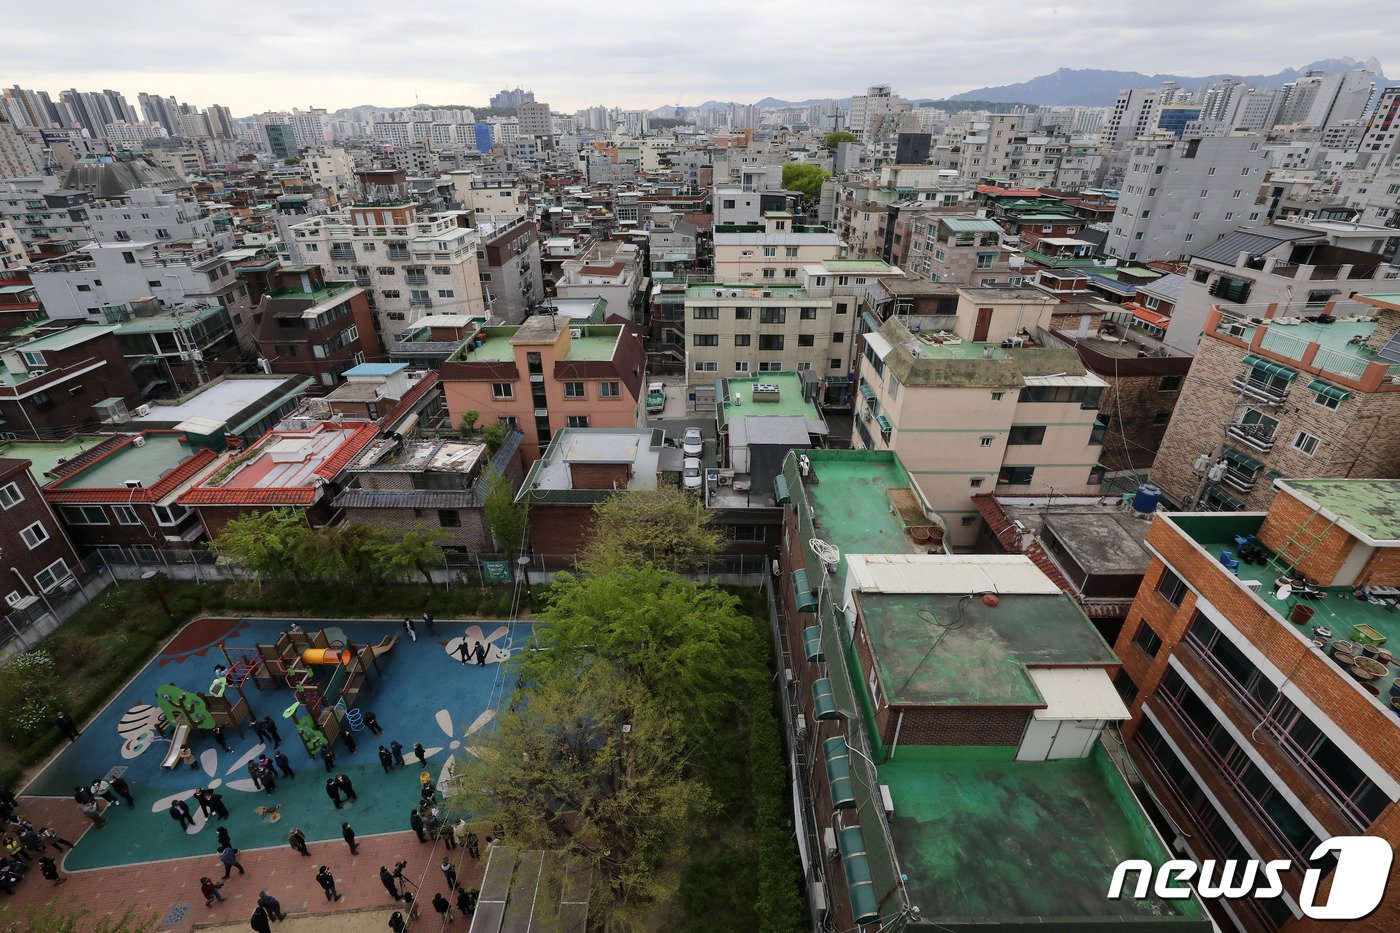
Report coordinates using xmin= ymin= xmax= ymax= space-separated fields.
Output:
xmin=438 ymin=315 xmax=646 ymax=463
xmin=775 ymin=448 xmax=1210 ymax=931
xmin=251 ymin=265 xmax=378 ymax=391
xmin=855 ymin=311 xmax=1107 ymax=547
xmin=475 ymin=217 xmax=544 ymax=324
xmin=711 ymin=213 xmax=842 ymax=283
xmin=1152 ymin=294 xmax=1400 ymax=512
xmin=0 ymin=322 xmax=141 ymax=438
xmin=1114 ymin=479 xmax=1400 ymax=930
xmin=0 ymin=456 xmax=80 ymax=605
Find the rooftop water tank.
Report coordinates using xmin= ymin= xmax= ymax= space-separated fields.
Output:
xmin=1132 ymin=483 xmax=1163 ymax=515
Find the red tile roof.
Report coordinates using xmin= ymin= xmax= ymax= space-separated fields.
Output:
xmin=1127 ymin=304 xmax=1171 ymax=329
xmin=178 ymin=422 xmax=379 ymax=507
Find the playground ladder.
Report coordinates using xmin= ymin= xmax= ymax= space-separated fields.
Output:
xmin=225 ymin=654 xmax=260 ymax=688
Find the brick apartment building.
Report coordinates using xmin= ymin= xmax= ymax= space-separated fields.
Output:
xmin=251 ymin=264 xmax=378 ymax=393
xmin=1114 ymin=478 xmax=1400 ymax=931
xmin=0 ymin=457 xmax=80 ymax=605
xmin=0 ymin=323 xmax=142 ymax=438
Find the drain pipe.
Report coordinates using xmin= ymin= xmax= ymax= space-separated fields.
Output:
xmin=889 ymin=711 xmax=905 ymax=760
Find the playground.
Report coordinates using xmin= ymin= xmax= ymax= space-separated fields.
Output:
xmin=23 ymin=615 xmax=526 ymax=871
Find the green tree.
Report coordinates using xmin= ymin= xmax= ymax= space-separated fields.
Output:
xmin=459 ymin=410 xmax=481 ymax=437
xmin=823 ymin=131 xmax=858 ymax=149
xmin=781 ymin=163 xmax=830 ymax=203
xmin=578 ymin=487 xmax=722 ymax=575
xmin=210 ymin=508 xmax=320 ymax=584
xmin=323 ymin=523 xmax=396 ymax=593
xmin=483 ymin=466 xmax=527 ymax=556
xmin=481 ymin=421 xmax=506 ymax=453
xmin=523 ymin=566 xmax=750 ymax=728
xmin=283 ymin=156 xmax=301 ymax=166
xmin=448 ymin=661 xmax=712 ymax=931
xmin=377 ymin=526 xmax=451 ymax=587
xmin=0 ymin=651 xmax=60 ymax=744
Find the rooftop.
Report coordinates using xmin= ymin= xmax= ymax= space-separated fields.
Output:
xmin=109 ymin=303 xmax=227 ymax=334
xmin=0 ymin=435 xmax=112 ymax=484
xmin=449 ymin=320 xmax=620 ymax=364
xmin=49 ymin=432 xmax=210 ymax=492
xmin=685 ymin=284 xmax=812 ymax=300
xmin=1281 ymin=478 xmax=1400 ymax=544
xmin=718 ymin=373 xmax=822 ymax=426
xmin=353 ymin=437 xmax=487 ymax=475
xmin=881 ymin=748 xmax=1206 ymax=927
xmin=180 ymin=422 xmax=378 ymax=506
xmin=131 ymin=376 xmax=310 ymax=434
xmin=5 ymin=323 xmax=116 ymax=354
xmin=343 ymin=362 xmax=406 ymax=378
xmin=820 ymin=259 xmax=899 ymax=274
xmin=520 ymin=428 xmax=664 ymax=502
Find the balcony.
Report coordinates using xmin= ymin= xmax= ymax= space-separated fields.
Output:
xmin=387 ymin=250 xmax=411 ymax=261
xmin=405 ymin=274 xmax=429 ymax=285
xmin=329 ymin=246 xmax=356 ymax=260
xmin=1225 ymin=421 xmax=1276 ymax=452
xmin=409 ymin=297 xmax=433 ymax=308
xmin=354 ymin=275 xmax=371 ymax=286
xmin=1220 ymin=467 xmax=1258 ymax=494
xmin=1230 ymin=373 xmax=1289 ymax=405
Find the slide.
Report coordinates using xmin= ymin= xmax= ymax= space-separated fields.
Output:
xmin=160 ymin=721 xmax=191 ymax=770
xmin=370 ymin=634 xmax=398 ymax=659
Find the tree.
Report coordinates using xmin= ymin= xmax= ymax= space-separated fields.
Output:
xmin=481 ymin=422 xmax=506 ymax=453
xmin=522 ymin=566 xmax=750 ymax=729
xmin=459 ymin=410 xmax=481 ymax=437
xmin=823 ymin=131 xmax=858 ymax=149
xmin=578 ymin=487 xmax=722 ymax=575
xmin=482 ymin=466 xmax=527 ymax=556
xmin=377 ymin=526 xmax=451 ymax=587
xmin=447 ymin=661 xmax=712 ymax=930
xmin=781 ymin=163 xmax=830 ymax=203
xmin=283 ymin=156 xmax=301 ymax=166
xmin=210 ymin=509 xmax=320 ymax=584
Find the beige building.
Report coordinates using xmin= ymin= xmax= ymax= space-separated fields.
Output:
xmin=712 ymin=213 xmax=843 ymax=283
xmin=855 ymin=315 xmax=1108 ymax=547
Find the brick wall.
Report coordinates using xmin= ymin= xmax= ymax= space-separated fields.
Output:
xmin=890 ymin=707 xmax=1029 ymax=746
xmin=57 ymin=503 xmax=201 ymax=552
xmin=342 ymin=505 xmax=490 ymax=553
xmin=1257 ymin=487 xmax=1358 ymax=585
xmin=1096 ymin=370 xmax=1181 ymax=473
xmin=568 ymin=462 xmax=631 ymax=490
xmin=527 ymin=503 xmax=597 ymax=563
xmin=0 ymin=461 xmax=79 ymax=598
xmin=1360 ymin=548 xmax=1400 ymax=588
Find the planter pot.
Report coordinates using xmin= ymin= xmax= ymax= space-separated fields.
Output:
xmin=1352 ymin=657 xmax=1388 ymax=681
xmin=1390 ymin=696 xmax=1400 ymax=711
xmin=1335 ymin=652 xmax=1357 ymax=669
xmin=1378 ymin=648 xmax=1394 ymax=666
xmin=1313 ymin=627 xmax=1333 ymax=640
xmin=1290 ymin=604 xmax=1316 ymax=626
xmin=1363 ymin=643 xmax=1381 ymax=659
xmin=1388 ymin=678 xmax=1400 ymax=699
xmin=1362 ymin=681 xmax=1381 ymax=697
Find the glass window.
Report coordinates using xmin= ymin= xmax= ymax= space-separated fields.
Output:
xmin=1132 ymin=621 xmax=1162 ymax=658
xmin=35 ymin=559 xmax=70 ymax=592
xmin=0 ymin=481 xmax=22 ymax=509
xmin=491 ymin=382 xmax=513 ymax=399
xmin=997 ymin=465 xmax=1035 ymax=485
xmin=599 ymin=382 xmax=620 ymax=398
xmin=566 ymin=415 xmax=590 ymax=428
xmin=692 ymin=307 xmax=719 ymax=320
xmin=693 ymin=334 xmax=718 ymax=346
xmin=113 ymin=505 xmax=140 ymax=525
xmin=564 ymin=382 xmax=586 ymax=398
xmin=1157 ymin=568 xmax=1188 ymax=607
xmin=1006 ymin=425 xmax=1046 ymax=445
xmin=62 ymin=505 xmax=109 ymax=525
xmin=1293 ymin=431 xmax=1320 ymax=456
xmin=20 ymin=522 xmax=48 ymax=548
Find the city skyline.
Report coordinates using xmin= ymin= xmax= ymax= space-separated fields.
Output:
xmin=5 ymin=0 xmax=1398 ymax=115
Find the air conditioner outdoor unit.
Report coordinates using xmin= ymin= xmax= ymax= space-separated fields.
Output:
xmin=880 ymin=784 xmax=895 ymax=819
xmin=823 ymin=827 xmax=839 ymax=861
xmin=123 ymin=479 xmax=142 ymax=489
xmin=795 ymin=714 xmax=808 ymax=739
xmin=569 ymin=327 xmax=582 ymax=338
xmin=134 ymin=404 xmax=151 ymax=417
xmin=131 ymin=436 xmax=147 ymax=448
xmin=862 ymin=411 xmax=872 ymax=422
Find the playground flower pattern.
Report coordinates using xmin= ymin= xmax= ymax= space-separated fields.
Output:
xmin=424 ymin=708 xmax=495 ymax=792
xmin=149 ymin=744 xmax=266 ymax=834
xmin=117 ymin=703 xmax=165 ymax=760
xmin=442 ymin=624 xmax=514 ymax=664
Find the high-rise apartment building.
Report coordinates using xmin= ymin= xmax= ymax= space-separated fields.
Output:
xmin=847 ymin=84 xmax=898 ymax=142
xmin=1102 ymin=87 xmax=1162 ymax=151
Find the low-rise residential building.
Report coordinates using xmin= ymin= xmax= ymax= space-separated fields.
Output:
xmin=439 ymin=315 xmax=647 ymax=464
xmin=854 ymin=315 xmax=1108 ymax=547
xmin=0 ymin=456 xmax=80 ymax=608
xmin=475 ymin=217 xmax=544 ymax=324
xmin=333 ymin=429 xmax=524 ymax=559
xmin=125 ymin=374 xmax=311 ymax=445
xmin=0 ymin=322 xmax=142 ymax=438
xmin=902 ymin=215 xmax=1023 ymax=285
xmin=712 ymin=213 xmax=843 ymax=283
xmin=320 ymin=363 xmax=444 ymax=431
xmin=387 ymin=314 xmax=486 ymax=368
xmin=1114 ymin=479 xmax=1400 ymax=931
xmin=252 ymin=265 xmax=378 ymax=393
xmin=553 ymin=240 xmax=643 ymax=319
xmin=105 ymin=298 xmax=242 ymax=393
xmin=775 ymin=448 xmax=1210 ymax=932
xmin=684 ymin=283 xmax=836 ymax=386
xmin=1151 ymin=294 xmax=1400 ymax=512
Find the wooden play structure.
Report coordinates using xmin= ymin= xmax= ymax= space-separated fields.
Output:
xmin=155 ymin=674 xmax=254 ymax=770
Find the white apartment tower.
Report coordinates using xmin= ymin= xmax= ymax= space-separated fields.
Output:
xmin=1101 ymin=88 xmax=1162 ymax=151
xmin=848 ymin=85 xmax=898 ymax=142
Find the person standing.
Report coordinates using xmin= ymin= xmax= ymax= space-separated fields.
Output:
xmin=218 ymin=845 xmax=244 ymax=879
xmin=200 ymin=876 xmax=223 ymax=906
xmin=335 ymin=772 xmax=357 ymax=803
xmin=473 ymin=640 xmax=488 ymax=666
xmin=440 ymin=857 xmax=457 ymax=892
xmin=409 ymin=809 xmax=427 ymax=843
xmin=325 ymin=778 xmax=343 ymax=810
xmin=413 ymin=742 xmax=426 ymax=766
xmin=110 ymin=775 xmax=135 ymax=806
xmin=257 ymin=890 xmax=285 ymax=921
xmin=341 ymin=821 xmax=358 ymax=855
xmin=455 ymin=640 xmax=471 ymax=664
xmin=212 ymin=724 xmax=232 ymax=753
xmin=422 ymin=611 xmax=436 ymax=636
xmin=169 ymin=799 xmax=193 ymax=831
xmin=250 ymin=906 xmax=273 ymax=933
xmin=315 ymin=865 xmax=342 ymax=901
xmin=260 ymin=716 xmax=282 ymax=749
xmin=80 ymin=798 xmax=104 ymax=829
xmin=288 ymin=827 xmax=310 ymax=857
xmin=55 ymin=712 xmax=80 ymax=741
xmin=91 ymin=777 xmax=119 ymax=807
xmin=251 ymin=718 xmax=270 ymax=745
xmin=402 ymin=617 xmax=417 ymax=642
xmin=456 ymin=886 xmax=474 ymax=919
xmin=364 ymin=711 xmax=383 ymax=735
xmin=389 ymin=740 xmax=405 ymax=767
xmin=40 ymin=827 xmax=73 ymax=850
xmin=343 ymin=730 xmax=357 ymax=754
xmin=389 ymin=911 xmax=408 ymax=932
xmin=378 ymin=746 xmax=393 ymax=773
xmin=321 ymin=747 xmax=336 ymax=773
xmin=432 ymin=891 xmax=454 ymax=923
xmin=380 ymin=865 xmax=403 ymax=901
xmin=193 ymin=789 xmax=212 ymax=819
xmin=216 ymin=826 xmax=233 ymax=853
xmin=274 ymin=750 xmax=295 ymax=780
xmin=260 ymin=766 xmax=277 ymax=796
xmin=208 ymin=791 xmax=230 ymax=821
xmin=246 ymin=760 xmax=263 ymax=791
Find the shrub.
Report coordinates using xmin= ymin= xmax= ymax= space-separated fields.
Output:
xmin=0 ymin=652 xmax=60 ymax=744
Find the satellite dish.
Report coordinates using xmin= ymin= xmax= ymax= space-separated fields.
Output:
xmin=1275 ymin=584 xmax=1293 ymax=601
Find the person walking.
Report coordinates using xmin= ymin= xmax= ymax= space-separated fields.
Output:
xmin=260 ymin=716 xmax=282 ymax=749
xmin=246 ymin=760 xmax=263 ymax=791
xmin=251 ymin=718 xmax=270 ymax=745
xmin=413 ymin=742 xmax=426 ymax=766
xmin=200 ymin=876 xmax=223 ymax=906
xmin=440 ymin=857 xmax=458 ymax=892
xmin=110 ymin=775 xmax=135 ymax=806
xmin=212 ymin=724 xmax=232 ymax=753
xmin=80 ymin=798 xmax=104 ymax=829
xmin=250 ymin=906 xmax=273 ymax=933
xmin=335 ymin=773 xmax=357 ymax=803
xmin=209 ymin=791 xmax=230 ymax=821
xmin=432 ymin=891 xmax=454 ymax=923
xmin=288 ymin=827 xmax=310 ymax=857
xmin=378 ymin=745 xmax=394 ymax=773
xmin=341 ymin=821 xmax=358 ymax=855
xmin=409 ymin=809 xmax=427 ymax=843
xmin=422 ymin=611 xmax=436 ymax=636
xmin=438 ymin=820 xmax=457 ymax=851
xmin=218 ymin=844 xmax=245 ymax=879
xmin=216 ymin=826 xmax=233 ymax=853
xmin=91 ymin=777 xmax=119 ymax=807
xmin=169 ymin=799 xmax=193 ymax=831
xmin=364 ymin=711 xmax=383 ymax=735
xmin=315 ymin=865 xmax=342 ymax=901
xmin=274 ymin=750 xmax=295 ymax=780
xmin=402 ymin=617 xmax=417 ymax=642
xmin=455 ymin=640 xmax=472 ymax=664
xmin=380 ymin=865 xmax=403 ymax=901
xmin=389 ymin=911 xmax=408 ymax=932
xmin=325 ymin=778 xmax=343 ymax=810
xmin=389 ymin=740 xmax=405 ymax=767
xmin=55 ymin=712 xmax=80 ymax=741
xmin=456 ymin=886 xmax=476 ymax=918
xmin=473 ymin=640 xmax=488 ymax=666
xmin=40 ymin=827 xmax=73 ymax=850
xmin=73 ymin=784 xmax=93 ymax=807
xmin=321 ymin=747 xmax=336 ymax=773
xmin=257 ymin=890 xmax=285 ymax=921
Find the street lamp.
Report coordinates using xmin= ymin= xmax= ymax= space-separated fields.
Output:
xmin=517 ymin=555 xmax=534 ymax=614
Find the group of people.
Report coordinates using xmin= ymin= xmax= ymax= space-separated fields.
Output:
xmin=73 ymin=773 xmax=134 ymax=829
xmin=0 ymin=789 xmax=74 ymax=895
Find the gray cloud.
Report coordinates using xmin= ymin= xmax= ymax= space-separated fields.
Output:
xmin=3 ymin=0 xmax=1394 ymax=114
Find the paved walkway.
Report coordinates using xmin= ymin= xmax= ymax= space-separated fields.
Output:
xmin=0 ymin=795 xmax=483 ymax=931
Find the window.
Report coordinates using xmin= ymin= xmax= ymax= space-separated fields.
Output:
xmin=113 ymin=505 xmax=140 ymax=525
xmin=990 ymin=391 xmax=1004 ymax=401
xmin=761 ymin=268 xmax=775 ymax=280
xmin=122 ymin=251 xmax=135 ymax=264
xmin=1293 ymin=431 xmax=1320 ymax=456
xmin=1241 ymin=166 xmax=1251 ymax=175
xmin=733 ymin=334 xmax=751 ymax=347
xmin=976 ymin=251 xmax=996 ymax=268
xmin=997 ymin=466 xmax=1035 ymax=486
xmin=1114 ymin=670 xmax=1139 ymax=706
xmin=734 ymin=307 xmax=751 ymax=320
xmin=692 ymin=307 xmax=718 ymax=320
xmin=437 ymin=290 xmax=455 ymax=299
xmin=62 ymin=505 xmax=108 ymax=525
xmin=758 ymin=335 xmax=784 ymax=351
xmin=693 ymin=334 xmax=718 ymax=347
xmin=725 ymin=524 xmax=766 ymax=542
xmin=1006 ymin=425 xmax=1046 ymax=445
xmin=564 ymin=381 xmax=586 ymax=398
xmin=1157 ymin=568 xmax=1188 ymax=608
xmin=763 ymin=246 xmax=776 ymax=257
xmin=1314 ymin=389 xmax=1342 ymax=411
xmin=152 ymin=504 xmax=189 ymax=525
xmin=20 ymin=522 xmax=48 ymax=548
xmin=566 ymin=415 xmax=590 ymax=428
xmin=734 ymin=361 xmax=750 ymax=372
xmin=0 ymin=481 xmax=22 ymax=509
xmin=437 ymin=510 xmax=461 ymax=527
xmin=830 ymin=358 xmax=841 ymax=369
xmin=799 ymin=307 xmax=818 ymax=320
xmin=1154 ymin=412 xmax=1170 ymax=424
xmin=960 ymin=516 xmax=977 ymax=527
xmin=35 ymin=559 xmax=70 ymax=593
xmin=1232 ymin=189 xmax=1242 ymax=199
xmin=979 ymin=436 xmax=994 ymax=447
xmin=797 ymin=335 xmax=814 ymax=347
xmin=694 ymin=361 xmax=718 ymax=372
xmin=970 ymin=477 xmax=984 ymax=488
xmin=1207 ymin=166 xmax=1217 ymax=176
xmin=432 ymin=266 xmax=451 ymax=275
xmin=491 ymin=382 xmax=514 ymax=399
xmin=758 ymin=361 xmax=783 ymax=372
xmin=599 ymin=382 xmax=620 ymax=398
xmin=1132 ymin=621 xmax=1163 ymax=658
xmin=759 ymin=308 xmax=786 ymax=324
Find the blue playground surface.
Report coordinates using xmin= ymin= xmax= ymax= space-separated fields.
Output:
xmin=25 ymin=616 xmax=526 ymax=870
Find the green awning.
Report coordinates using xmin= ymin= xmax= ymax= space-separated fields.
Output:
xmin=859 ymin=383 xmax=877 ymax=403
xmin=861 ymin=311 xmax=880 ymax=333
xmin=876 ymin=414 xmax=892 ymax=434
xmin=792 ymin=569 xmax=816 ymax=612
xmin=822 ymin=737 xmax=856 ymax=809
xmin=774 ymin=475 xmax=790 ymax=505
xmin=1241 ymin=354 xmax=1297 ymax=381
xmin=1221 ymin=445 xmax=1263 ymax=472
xmin=812 ymin=678 xmax=838 ymax=720
xmin=839 ymin=826 xmax=880 ymax=923
xmin=1266 ymin=469 xmax=1285 ymax=480
xmin=1308 ymin=379 xmax=1351 ymax=402
xmin=1207 ymin=487 xmax=1247 ymax=511
xmin=802 ymin=626 xmax=824 ymax=662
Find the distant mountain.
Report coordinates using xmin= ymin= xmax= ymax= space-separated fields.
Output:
xmin=949 ymin=57 xmax=1391 ymax=106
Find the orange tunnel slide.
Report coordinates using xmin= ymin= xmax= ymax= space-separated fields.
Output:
xmin=302 ymin=647 xmax=352 ymax=665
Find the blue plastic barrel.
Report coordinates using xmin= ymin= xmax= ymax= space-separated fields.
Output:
xmin=1132 ymin=483 xmax=1163 ymax=515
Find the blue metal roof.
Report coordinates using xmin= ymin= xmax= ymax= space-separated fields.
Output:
xmin=344 ymin=362 xmax=407 ymax=377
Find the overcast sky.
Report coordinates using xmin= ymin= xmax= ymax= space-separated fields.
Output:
xmin=5 ymin=0 xmax=1395 ymax=115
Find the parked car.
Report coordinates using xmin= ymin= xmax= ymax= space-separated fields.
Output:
xmin=683 ymin=457 xmax=702 ymax=490
xmin=682 ymin=427 xmax=703 ymax=456
xmin=646 ymin=382 xmax=666 ymax=414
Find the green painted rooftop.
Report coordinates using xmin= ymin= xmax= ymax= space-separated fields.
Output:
xmin=52 ymin=433 xmax=203 ymax=490
xmin=0 ymin=436 xmax=111 ymax=483
xmin=1284 ymin=479 xmax=1400 ymax=543
xmin=794 ymin=451 xmax=922 ymax=590
xmin=719 ymin=373 xmax=821 ymax=424
xmin=3 ymin=318 xmax=51 ymax=339
xmin=821 ymin=259 xmax=895 ymax=272
xmin=881 ymin=748 xmax=1207 ymax=927
xmin=449 ymin=324 xmax=619 ymax=364
xmin=9 ymin=324 xmax=116 ymax=352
